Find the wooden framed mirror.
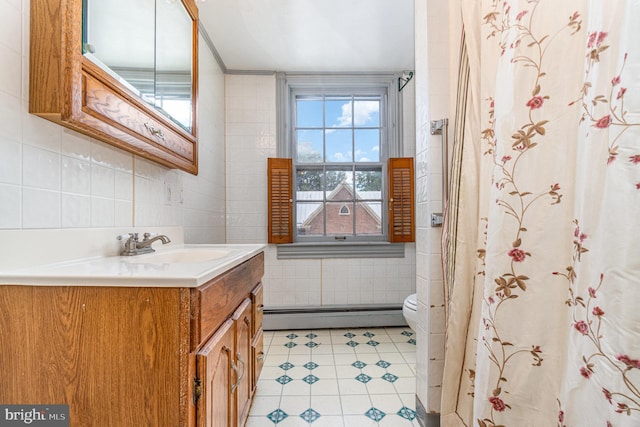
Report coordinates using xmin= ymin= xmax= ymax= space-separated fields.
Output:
xmin=30 ymin=0 xmax=199 ymax=174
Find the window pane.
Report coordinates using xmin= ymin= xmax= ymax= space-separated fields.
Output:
xmin=296 ymin=202 xmax=323 ymax=236
xmin=355 ymin=202 xmax=382 ymax=235
xmin=355 ymin=170 xmax=382 ymax=196
xmin=296 ymin=130 xmax=323 ymax=163
xmin=326 ymin=202 xmax=354 ymax=235
xmin=354 ymin=98 xmax=380 ymax=126
xmin=296 ymin=169 xmax=324 ymax=193
xmin=354 ymin=129 xmax=380 ymax=162
xmin=325 ymin=129 xmax=352 ymax=162
xmin=326 ymin=168 xmax=353 ymax=199
xmin=325 ymin=97 xmax=352 ymax=128
xmin=296 ymin=97 xmax=323 ymax=127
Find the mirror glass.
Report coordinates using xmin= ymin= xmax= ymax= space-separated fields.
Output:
xmin=82 ymin=0 xmax=194 ymax=132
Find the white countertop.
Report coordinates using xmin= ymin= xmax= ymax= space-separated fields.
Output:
xmin=0 ymin=244 xmax=266 ymax=287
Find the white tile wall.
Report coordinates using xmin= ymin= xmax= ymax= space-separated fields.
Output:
xmin=0 ymin=0 xmax=226 ymax=252
xmin=414 ymin=0 xmax=450 ymax=414
xmin=225 ymin=74 xmax=417 ymax=309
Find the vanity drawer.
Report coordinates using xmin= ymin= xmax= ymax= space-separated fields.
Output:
xmin=190 ymin=253 xmax=264 ymax=350
xmin=82 ymin=71 xmax=196 ymax=165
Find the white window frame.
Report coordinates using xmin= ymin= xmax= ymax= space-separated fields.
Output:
xmin=275 ymin=73 xmax=406 ymax=258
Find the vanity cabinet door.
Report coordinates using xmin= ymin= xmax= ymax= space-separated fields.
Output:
xmin=196 ymin=319 xmax=234 ymax=427
xmin=233 ymin=299 xmax=253 ymax=427
xmin=251 ymin=328 xmax=265 ymax=395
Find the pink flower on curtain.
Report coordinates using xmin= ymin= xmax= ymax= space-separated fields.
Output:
xmin=612 ymin=75 xmax=621 ymax=85
xmin=587 ymin=31 xmax=608 ymax=48
xmin=526 ymin=96 xmax=544 ymax=109
xmin=588 ymin=287 xmax=597 ymax=298
xmin=516 ymin=10 xmax=528 ymax=21
xmin=603 ymin=388 xmax=613 ymax=404
xmin=502 ymin=155 xmax=512 ymax=163
xmin=636 ymin=183 xmax=640 ymax=190
xmin=617 ymin=87 xmax=627 ymax=99
xmin=580 ymin=366 xmax=593 ymax=379
xmin=592 ymin=306 xmax=605 ymax=317
xmin=558 ymin=410 xmax=565 ymax=424
xmin=508 ymin=248 xmax=527 ymax=262
xmin=629 ymin=155 xmax=640 ymax=164
xmin=574 ymin=320 xmax=589 ymax=335
xmin=595 ymin=115 xmax=612 ymax=128
xmin=488 ymin=396 xmax=507 ymax=412
xmin=616 ymin=354 xmax=640 ymax=369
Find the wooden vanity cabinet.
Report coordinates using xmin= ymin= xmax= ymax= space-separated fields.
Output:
xmin=0 ymin=252 xmax=264 ymax=427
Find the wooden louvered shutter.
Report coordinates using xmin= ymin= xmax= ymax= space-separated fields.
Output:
xmin=268 ymin=158 xmax=293 ymax=243
xmin=388 ymin=157 xmax=415 ymax=243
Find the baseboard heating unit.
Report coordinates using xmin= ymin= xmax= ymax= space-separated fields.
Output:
xmin=262 ymin=304 xmax=407 ymax=330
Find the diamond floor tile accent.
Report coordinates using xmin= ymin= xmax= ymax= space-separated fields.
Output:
xmin=382 ymin=373 xmax=399 ymax=383
xmin=300 ymin=408 xmax=321 ymax=423
xmin=397 ymin=406 xmax=417 ymax=420
xmin=250 ymin=327 xmax=417 ymax=426
xmin=355 ymin=373 xmax=372 ymax=383
xmin=364 ymin=407 xmax=386 ymax=422
xmin=302 ymin=374 xmax=320 ymax=385
xmin=275 ymin=375 xmax=293 ymax=385
xmin=267 ymin=409 xmax=288 ymax=423
xmin=304 ymin=362 xmax=319 ymax=370
xmin=408 ymin=338 xmax=416 ymax=345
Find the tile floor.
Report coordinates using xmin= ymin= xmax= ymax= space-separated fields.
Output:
xmin=246 ymin=327 xmax=419 ymax=426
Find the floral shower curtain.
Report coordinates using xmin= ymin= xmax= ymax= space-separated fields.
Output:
xmin=441 ymin=0 xmax=640 ymax=426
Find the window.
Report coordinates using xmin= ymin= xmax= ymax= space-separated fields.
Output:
xmin=269 ymin=73 xmax=413 ymax=257
xmin=294 ymin=92 xmax=385 ymax=242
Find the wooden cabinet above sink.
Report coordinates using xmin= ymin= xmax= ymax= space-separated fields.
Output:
xmin=29 ymin=0 xmax=199 ymax=174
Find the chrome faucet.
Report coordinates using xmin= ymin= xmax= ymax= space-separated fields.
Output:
xmin=117 ymin=232 xmax=171 ymax=256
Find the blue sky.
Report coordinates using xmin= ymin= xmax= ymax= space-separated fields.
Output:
xmin=296 ymin=97 xmax=380 ymax=163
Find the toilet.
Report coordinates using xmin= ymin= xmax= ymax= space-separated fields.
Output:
xmin=402 ymin=293 xmax=418 ymax=331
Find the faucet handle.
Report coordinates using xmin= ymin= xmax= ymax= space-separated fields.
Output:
xmin=117 ymin=233 xmax=139 ymax=242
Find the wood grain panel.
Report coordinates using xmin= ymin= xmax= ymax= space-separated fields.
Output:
xmin=0 ymin=286 xmax=190 ymax=426
xmin=267 ymin=158 xmax=293 ymax=243
xmin=190 ymin=253 xmax=264 ymax=351
xmin=388 ymin=157 xmax=415 ymax=243
xmin=196 ymin=319 xmax=234 ymax=427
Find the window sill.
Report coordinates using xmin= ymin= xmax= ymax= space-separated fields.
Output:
xmin=275 ymin=242 xmax=405 ymax=259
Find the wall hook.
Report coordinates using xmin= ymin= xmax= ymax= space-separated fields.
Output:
xmin=398 ymin=71 xmax=414 ymax=91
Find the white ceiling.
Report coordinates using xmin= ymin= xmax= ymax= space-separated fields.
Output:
xmin=197 ymin=0 xmax=415 ymax=73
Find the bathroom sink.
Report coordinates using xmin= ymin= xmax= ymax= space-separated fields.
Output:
xmin=125 ymin=248 xmax=231 ymax=264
